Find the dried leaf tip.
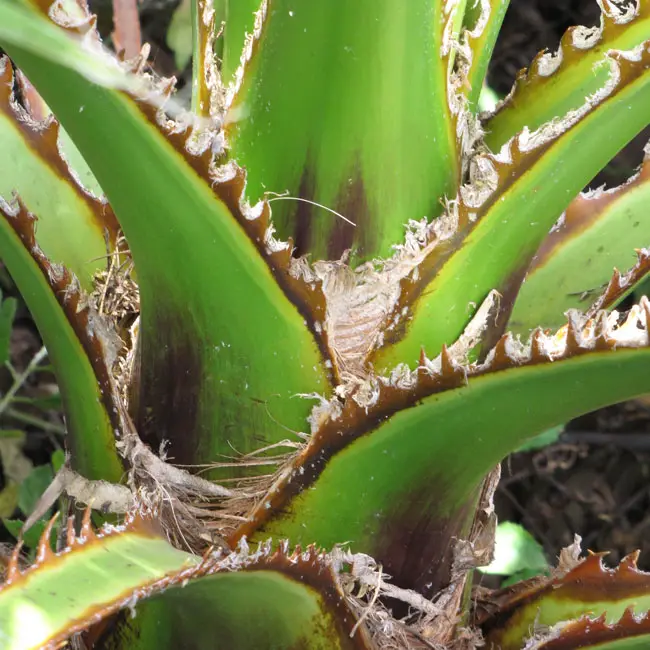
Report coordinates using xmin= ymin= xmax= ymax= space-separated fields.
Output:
xmin=4 ymin=541 xmax=24 ymax=585
xmin=587 ymin=248 xmax=650 ymax=317
xmin=34 ymin=512 xmax=60 ymax=564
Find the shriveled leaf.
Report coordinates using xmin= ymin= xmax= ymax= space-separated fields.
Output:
xmin=373 ymin=39 xmax=650 ymax=370
xmin=510 ymin=152 xmax=650 ymax=334
xmin=0 ymin=1 xmax=331 ymax=474
xmin=235 ymin=301 xmax=650 ymax=596
xmin=484 ymin=2 xmax=650 ymax=152
xmin=226 ymin=0 xmax=459 ymax=261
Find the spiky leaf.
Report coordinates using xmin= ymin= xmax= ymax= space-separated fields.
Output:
xmin=0 ymin=1 xmax=331 ymax=474
xmin=0 ymin=514 xmax=368 ymax=650
xmin=225 ymin=0 xmax=459 ymax=261
xmin=374 ymin=39 xmax=650 ymax=370
xmin=510 ymin=153 xmax=650 ymax=333
xmin=235 ymin=302 xmax=650 ymax=595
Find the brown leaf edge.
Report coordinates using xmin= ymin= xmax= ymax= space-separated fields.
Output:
xmin=475 ymin=550 xmax=650 ymax=648
xmin=372 ymin=38 xmax=650 ymax=358
xmin=530 ymin=607 xmax=650 ymax=649
xmin=232 ymin=297 xmax=650 ymax=542
xmin=528 ymin=151 xmax=650 ymax=275
xmin=0 ymin=509 xmax=371 ymax=650
xmin=30 ymin=0 xmax=336 ymax=377
xmin=483 ymin=1 xmax=650 ymax=140
xmin=0 ymin=56 xmax=120 ymax=241
xmin=586 ymin=248 xmax=650 ymax=317
xmin=0 ymin=197 xmax=123 ymax=433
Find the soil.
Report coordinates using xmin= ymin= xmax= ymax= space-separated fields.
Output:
xmin=2 ymin=0 xmax=650 ymax=574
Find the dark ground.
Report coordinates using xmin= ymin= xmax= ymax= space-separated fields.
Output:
xmin=2 ymin=0 xmax=650 ymax=572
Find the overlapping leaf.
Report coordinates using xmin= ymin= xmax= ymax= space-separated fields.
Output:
xmin=0 ymin=512 xmax=368 ymax=650
xmin=0 ymin=58 xmax=116 ymax=290
xmin=373 ymin=35 xmax=650 ymax=371
xmin=484 ymin=1 xmax=650 ymax=151
xmin=460 ymin=0 xmax=511 ymax=112
xmin=234 ymin=300 xmax=650 ymax=595
xmin=225 ymin=0 xmax=460 ymax=261
xmin=0 ymin=200 xmax=123 ymax=481
xmin=478 ymin=550 xmax=650 ymax=650
xmin=510 ymin=150 xmax=650 ymax=333
xmin=0 ymin=1 xmax=332 ymax=475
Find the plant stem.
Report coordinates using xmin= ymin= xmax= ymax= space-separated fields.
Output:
xmin=0 ymin=346 xmax=48 ymax=417
xmin=4 ymin=407 xmax=66 ymax=435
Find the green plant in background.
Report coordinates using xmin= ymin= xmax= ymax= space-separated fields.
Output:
xmin=1 ymin=0 xmax=650 ymax=647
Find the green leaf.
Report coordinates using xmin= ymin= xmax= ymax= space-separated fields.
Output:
xmin=225 ymin=0 xmax=459 ymax=261
xmin=50 ymin=448 xmax=65 ymax=473
xmin=0 ymin=58 xmax=117 ymax=291
xmin=17 ymin=463 xmax=52 ymax=518
xmin=0 ymin=2 xmax=330 ymax=474
xmin=479 ymin=522 xmax=548 ymax=577
xmin=166 ymin=0 xmax=192 ymax=70
xmin=0 ymin=517 xmax=368 ymax=650
xmin=0 ymin=518 xmax=201 ymax=649
xmin=218 ymin=0 xmax=268 ymax=83
xmin=0 ymin=483 xmax=19 ymax=519
xmin=373 ymin=39 xmax=650 ymax=371
xmin=509 ymin=154 xmax=650 ymax=335
xmin=484 ymin=3 xmax=650 ymax=152
xmin=0 ymin=291 xmax=17 ymax=366
xmin=461 ymin=0 xmax=511 ymax=112
xmin=98 ymin=556 xmax=368 ymax=650
xmin=481 ymin=553 xmax=650 ymax=650
xmin=0 ymin=202 xmax=123 ymax=482
xmin=12 ymin=393 xmax=62 ymax=411
xmin=238 ymin=304 xmax=650 ymax=594
xmin=2 ymin=516 xmax=51 ymax=549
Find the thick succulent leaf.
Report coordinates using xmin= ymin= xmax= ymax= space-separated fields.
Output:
xmin=478 ymin=553 xmax=650 ymax=650
xmin=510 ymin=153 xmax=650 ymax=334
xmin=484 ymin=2 xmax=650 ymax=152
xmin=225 ymin=0 xmax=460 ymax=261
xmin=0 ymin=2 xmax=331 ymax=472
xmin=461 ymin=0 xmax=511 ymax=112
xmin=98 ymin=546 xmax=369 ymax=650
xmin=0 ymin=513 xmax=368 ymax=650
xmin=0 ymin=201 xmax=123 ymax=482
xmin=373 ymin=39 xmax=650 ymax=371
xmin=234 ymin=301 xmax=650 ymax=596
xmin=527 ymin=610 xmax=650 ymax=650
xmin=0 ymin=58 xmax=117 ymax=291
